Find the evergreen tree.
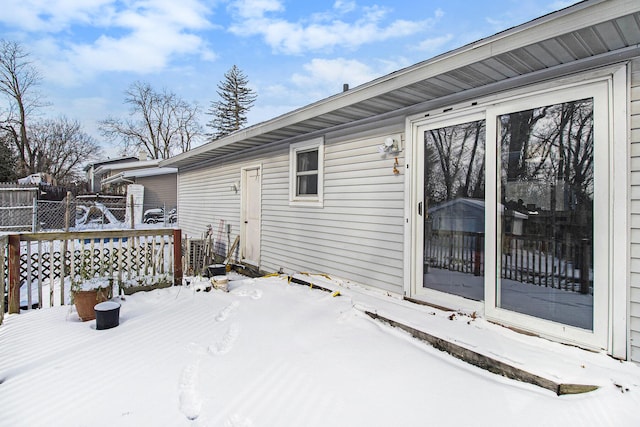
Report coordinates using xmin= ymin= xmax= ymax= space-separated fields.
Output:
xmin=207 ymin=65 xmax=257 ymax=140
xmin=0 ymin=133 xmax=17 ymax=182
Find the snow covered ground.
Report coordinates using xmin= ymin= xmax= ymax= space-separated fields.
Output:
xmin=1 ymin=274 xmax=639 ymax=426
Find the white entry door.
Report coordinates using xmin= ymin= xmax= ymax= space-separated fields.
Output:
xmin=241 ymin=165 xmax=261 ymax=265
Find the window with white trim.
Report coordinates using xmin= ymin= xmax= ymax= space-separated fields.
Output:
xmin=290 ymin=138 xmax=324 ymax=206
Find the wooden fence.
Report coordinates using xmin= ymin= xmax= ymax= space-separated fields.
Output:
xmin=2 ymin=228 xmax=182 ymax=320
xmin=0 ymin=185 xmax=38 ymax=232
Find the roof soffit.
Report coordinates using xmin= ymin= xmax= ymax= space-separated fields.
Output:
xmin=161 ymin=1 xmax=640 ymax=169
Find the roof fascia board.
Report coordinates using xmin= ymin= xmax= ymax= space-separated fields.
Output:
xmin=95 ymin=159 xmax=161 ymax=175
xmin=162 ymin=0 xmax=636 ymax=169
xmin=175 ymin=45 xmax=638 ymax=173
xmin=400 ymin=46 xmax=640 ymax=117
xmin=84 ymin=156 xmax=138 ymax=171
xmin=122 ymin=167 xmax=178 ymax=178
xmin=177 ymin=115 xmax=405 ymax=173
xmin=101 ymin=172 xmax=126 ymax=186
xmin=313 ymin=0 xmax=635 ymax=103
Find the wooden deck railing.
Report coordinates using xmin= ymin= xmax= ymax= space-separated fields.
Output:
xmin=0 ymin=234 xmax=7 ymax=325
xmin=425 ymin=231 xmax=484 ymax=276
xmin=2 ymin=229 xmax=182 ymax=319
xmin=425 ymin=231 xmax=592 ymax=294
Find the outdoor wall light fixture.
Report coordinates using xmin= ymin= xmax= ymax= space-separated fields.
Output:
xmin=377 ymin=137 xmax=400 ymax=155
xmin=231 ymin=181 xmax=239 ymax=193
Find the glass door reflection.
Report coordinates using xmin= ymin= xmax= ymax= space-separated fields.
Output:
xmin=423 ymin=119 xmax=486 ymax=301
xmin=497 ymin=98 xmax=594 ymax=330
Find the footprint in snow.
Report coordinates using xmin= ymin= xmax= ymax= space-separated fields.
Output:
xmin=209 ymin=323 xmax=240 ymax=356
xmin=216 ymin=300 xmax=240 ymax=322
xmin=225 ymin=413 xmax=253 ymax=427
xmin=232 ymin=288 xmax=263 ymax=300
xmin=178 ymin=362 xmax=202 ymax=420
xmin=186 ymin=342 xmax=208 ymax=356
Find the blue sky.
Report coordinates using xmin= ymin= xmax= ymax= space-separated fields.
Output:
xmin=0 ymin=0 xmax=578 ymax=156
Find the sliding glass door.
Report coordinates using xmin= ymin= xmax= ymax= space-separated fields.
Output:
xmin=412 ymin=79 xmax=611 ymax=349
xmin=421 ymin=114 xmax=486 ymax=301
xmin=496 ymin=98 xmax=594 ymax=330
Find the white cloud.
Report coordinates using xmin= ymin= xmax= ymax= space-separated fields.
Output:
xmin=483 ymin=1 xmax=580 ymax=33
xmin=0 ymin=0 xmax=214 ymax=32
xmin=333 ymin=1 xmax=356 ymax=15
xmin=228 ymin=1 xmax=441 ymax=55
xmin=290 ymin=57 xmax=394 ymax=99
xmin=247 ymin=101 xmax=297 ymax=125
xmin=0 ymin=0 xmax=115 ymax=32
xmin=69 ymin=33 xmax=203 ymax=75
xmin=250 ymin=56 xmax=413 ymax=125
xmin=5 ymin=0 xmax=217 ymax=85
xmin=229 ymin=0 xmax=284 ymax=19
xmin=417 ymin=34 xmax=453 ymax=53
xmin=116 ymin=0 xmax=211 ymax=30
xmin=292 ymin=58 xmax=375 ymax=88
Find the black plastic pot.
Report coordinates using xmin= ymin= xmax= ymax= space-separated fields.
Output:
xmin=95 ymin=301 xmax=121 ymax=330
xmin=206 ymin=264 xmax=226 ymax=277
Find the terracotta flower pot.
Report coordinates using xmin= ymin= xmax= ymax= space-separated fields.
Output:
xmin=73 ymin=288 xmax=111 ymax=321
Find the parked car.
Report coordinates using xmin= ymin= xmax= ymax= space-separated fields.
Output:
xmin=143 ymin=208 xmax=177 ymax=224
xmin=167 ymin=208 xmax=177 ymax=224
xmin=75 ymin=203 xmax=121 ymax=228
xmin=143 ymin=208 xmax=164 ymax=224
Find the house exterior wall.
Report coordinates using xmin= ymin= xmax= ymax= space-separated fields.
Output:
xmin=177 ymin=60 xmax=639 ymax=360
xmin=137 ymin=174 xmax=177 ymax=211
xmin=178 ymin=118 xmax=406 ymax=294
xmin=630 ymin=58 xmax=640 ymax=362
xmin=178 ymin=159 xmax=243 ymax=250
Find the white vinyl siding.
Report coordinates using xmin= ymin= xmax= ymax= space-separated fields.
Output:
xmin=630 ymin=58 xmax=640 ymax=363
xmin=177 ymin=119 xmax=406 ymax=294
xmin=178 ymin=161 xmax=243 ymax=251
xmin=264 ymin=125 xmax=405 ymax=294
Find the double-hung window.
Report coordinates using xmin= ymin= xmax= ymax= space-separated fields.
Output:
xmin=289 ymin=138 xmax=324 ymax=206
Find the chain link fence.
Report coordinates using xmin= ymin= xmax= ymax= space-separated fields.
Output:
xmin=0 ymin=199 xmax=37 ymax=232
xmin=0 ymin=195 xmax=177 ymax=232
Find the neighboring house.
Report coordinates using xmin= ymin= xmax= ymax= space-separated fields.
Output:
xmin=84 ymin=156 xmax=139 ymax=193
xmin=85 ymin=154 xmax=177 ymax=213
xmin=101 ymin=166 xmax=178 ymax=213
xmin=17 ymin=173 xmax=56 ymax=186
xmin=161 ymin=0 xmax=640 ymax=363
xmin=427 ymin=199 xmax=528 ymax=235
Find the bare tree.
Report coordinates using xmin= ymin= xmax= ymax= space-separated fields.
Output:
xmin=500 ymin=99 xmax=594 ymax=202
xmin=99 ymin=81 xmax=203 ymax=159
xmin=29 ymin=117 xmax=102 ymax=183
xmin=425 ymin=120 xmax=485 ymax=203
xmin=0 ymin=39 xmax=48 ymax=176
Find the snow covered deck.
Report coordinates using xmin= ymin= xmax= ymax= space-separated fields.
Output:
xmin=1 ymin=274 xmax=638 ymax=426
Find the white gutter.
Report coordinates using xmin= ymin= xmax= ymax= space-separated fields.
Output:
xmin=94 ymin=159 xmax=161 ymax=177
xmin=101 ymin=173 xmax=131 ymax=186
